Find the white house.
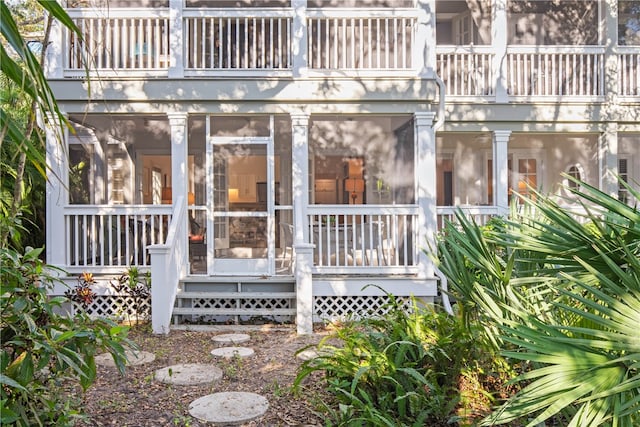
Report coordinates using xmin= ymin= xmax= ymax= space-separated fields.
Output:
xmin=44 ymin=0 xmax=640 ymax=334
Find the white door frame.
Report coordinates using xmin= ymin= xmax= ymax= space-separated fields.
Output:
xmin=205 ymin=115 xmax=276 ymax=276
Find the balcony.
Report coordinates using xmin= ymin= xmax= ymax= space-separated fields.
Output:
xmin=58 ymin=5 xmax=639 ymax=101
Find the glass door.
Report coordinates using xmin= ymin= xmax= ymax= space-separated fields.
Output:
xmin=206 ymin=116 xmax=275 ymax=275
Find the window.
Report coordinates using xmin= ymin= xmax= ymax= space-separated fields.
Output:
xmin=619 ymin=1 xmax=640 ymax=45
xmin=619 ymin=158 xmax=630 ymax=202
xmin=566 ymin=164 xmax=582 ymax=190
xmin=487 ymin=153 xmax=541 ymax=204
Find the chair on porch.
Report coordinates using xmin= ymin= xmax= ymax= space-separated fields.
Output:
xmin=189 ymin=218 xmax=206 ymax=260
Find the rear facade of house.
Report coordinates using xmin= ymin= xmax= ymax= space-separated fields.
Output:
xmin=45 ymin=0 xmax=640 ymax=333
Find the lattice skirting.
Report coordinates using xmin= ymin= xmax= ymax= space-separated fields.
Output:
xmin=191 ymin=297 xmax=293 ymax=311
xmin=72 ymin=295 xmax=151 ymax=320
xmin=313 ymin=295 xmax=412 ymax=321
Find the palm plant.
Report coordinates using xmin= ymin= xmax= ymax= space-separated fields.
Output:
xmin=436 ymin=178 xmax=640 ymax=427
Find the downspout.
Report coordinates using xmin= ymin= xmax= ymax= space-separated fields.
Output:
xmin=432 ymin=72 xmax=452 ymax=315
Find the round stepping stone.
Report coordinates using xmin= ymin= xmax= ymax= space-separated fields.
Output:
xmin=189 ymin=392 xmax=269 ymax=425
xmin=212 ymin=333 xmax=250 ymax=345
xmin=296 ymin=347 xmax=333 ymax=361
xmin=210 ymin=346 xmax=254 ymax=359
xmin=155 ymin=363 xmax=222 ymax=386
xmin=96 ymin=350 xmax=155 ymax=367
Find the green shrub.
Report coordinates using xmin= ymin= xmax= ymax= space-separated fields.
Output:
xmin=436 ymin=178 xmax=640 ymax=426
xmin=0 ymin=247 xmax=132 ymax=426
xmin=294 ymin=290 xmax=511 ymax=426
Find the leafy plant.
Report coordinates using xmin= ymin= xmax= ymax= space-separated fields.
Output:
xmin=65 ymin=271 xmax=97 ymax=311
xmin=110 ymin=266 xmax=151 ymax=325
xmin=0 ymin=246 xmax=133 ymax=426
xmin=436 ymin=178 xmax=640 ymax=427
xmin=294 ymin=289 xmax=510 ymax=426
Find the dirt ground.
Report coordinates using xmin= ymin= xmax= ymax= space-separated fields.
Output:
xmin=76 ymin=325 xmax=332 ymax=426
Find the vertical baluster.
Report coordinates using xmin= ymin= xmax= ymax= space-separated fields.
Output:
xmin=453 ymin=53 xmax=459 ymax=95
xmin=332 ymin=19 xmax=337 ymax=68
xmin=359 ymin=18 xmax=364 ymax=69
xmin=144 ymin=18 xmax=150 ymax=68
xmin=326 ymin=19 xmax=331 ymax=69
xmin=136 ymin=18 xmax=142 ymax=68
xmin=97 ymin=19 xmax=104 ymax=69
xmin=253 ymin=18 xmax=257 ymax=68
xmin=154 ymin=18 xmax=160 ymax=68
xmin=375 ymin=18 xmax=380 ymax=68
xmin=106 ymin=19 xmax=113 ymax=68
xmin=384 ymin=18 xmax=389 ymax=68
xmin=350 ymin=18 xmax=355 ymax=68
xmin=340 ymin=18 xmax=345 ymax=68
xmin=402 ymin=18 xmax=407 ymax=69
xmin=313 ymin=18 xmax=320 ymax=69
xmin=277 ymin=18 xmax=282 ymax=69
xmin=220 ymin=19 xmax=225 ymax=69
xmin=393 ymin=18 xmax=397 ymax=68
xmin=287 ymin=18 xmax=292 ymax=68
xmin=226 ymin=18 xmax=231 ymax=68
xmin=201 ymin=17 xmax=206 ymax=69
xmin=367 ymin=18 xmax=372 ymax=68
xmin=260 ymin=18 xmax=265 ymax=68
xmin=207 ymin=17 xmax=213 ymax=68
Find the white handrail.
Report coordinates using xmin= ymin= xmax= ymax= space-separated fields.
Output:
xmin=149 ymin=196 xmax=187 ymax=334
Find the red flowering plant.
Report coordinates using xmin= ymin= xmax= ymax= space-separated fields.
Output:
xmin=65 ymin=271 xmax=97 ymax=311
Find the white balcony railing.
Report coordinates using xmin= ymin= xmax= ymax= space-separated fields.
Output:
xmin=436 ymin=46 xmax=494 ymax=96
xmin=183 ymin=9 xmax=293 ymax=72
xmin=307 ymin=205 xmax=419 ymax=273
xmin=506 ymin=46 xmax=605 ymax=97
xmin=65 ymin=9 xmax=170 ymax=76
xmin=306 ymin=9 xmax=417 ymax=71
xmin=618 ymin=49 xmax=640 ymax=97
xmin=64 ymin=205 xmax=172 ymax=270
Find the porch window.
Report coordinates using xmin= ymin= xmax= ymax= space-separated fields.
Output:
xmin=309 ymin=115 xmax=415 ymax=205
xmin=69 ymin=144 xmax=95 ymax=204
xmin=507 ymin=0 xmax=598 ymax=45
xmin=436 ymin=0 xmax=492 ymax=45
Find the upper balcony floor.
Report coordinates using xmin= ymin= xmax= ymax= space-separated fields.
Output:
xmin=48 ymin=0 xmax=640 ymax=102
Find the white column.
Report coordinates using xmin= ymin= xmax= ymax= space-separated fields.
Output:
xmin=291 ymin=113 xmax=310 ymax=245
xmin=493 ymin=130 xmax=511 ymax=215
xmin=600 ymin=122 xmax=619 ymax=197
xmin=168 ymin=0 xmax=184 ymax=78
xmin=291 ymin=0 xmax=308 ymax=77
xmin=290 ymin=112 xmax=313 ymax=334
xmin=45 ymin=14 xmax=63 ymax=78
xmin=493 ymin=0 xmax=509 ymax=102
xmin=168 ymin=112 xmax=188 ymax=257
xmin=414 ymin=112 xmax=437 ymax=279
xmin=45 ymin=112 xmax=68 ymax=267
xmin=414 ymin=0 xmax=436 ymax=76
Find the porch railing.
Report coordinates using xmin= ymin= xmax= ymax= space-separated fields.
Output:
xmin=506 ymin=46 xmax=605 ymax=97
xmin=307 ymin=205 xmax=419 ymax=273
xmin=64 ymin=205 xmax=172 ymax=270
xmin=437 ymin=206 xmax=500 ymax=230
xmin=65 ymin=8 xmax=170 ymax=76
xmin=306 ymin=9 xmax=417 ymax=71
xmin=183 ymin=9 xmax=293 ymax=72
xmin=436 ymin=46 xmax=494 ymax=96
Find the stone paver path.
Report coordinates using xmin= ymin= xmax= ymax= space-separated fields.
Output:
xmin=95 ymin=350 xmax=155 ymax=368
xmin=189 ymin=392 xmax=269 ymax=425
xmin=212 ymin=333 xmax=251 ymax=345
xmin=210 ymin=346 xmax=255 ymax=359
xmin=155 ymin=363 xmax=223 ymax=386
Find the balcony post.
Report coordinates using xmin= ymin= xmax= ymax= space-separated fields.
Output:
xmin=493 ymin=0 xmax=509 ymax=102
xmin=45 ymin=15 xmax=63 ymax=79
xmin=291 ymin=0 xmax=308 ymax=77
xmin=603 ymin=0 xmax=619 ymax=101
xmin=414 ymin=0 xmax=436 ymax=76
xmin=599 ymin=122 xmax=619 ymax=198
xmin=414 ymin=112 xmax=437 ymax=279
xmin=493 ymin=130 xmax=511 ymax=215
xmin=168 ymin=0 xmax=184 ymax=78
xmin=44 ymin=112 xmax=68 ymax=267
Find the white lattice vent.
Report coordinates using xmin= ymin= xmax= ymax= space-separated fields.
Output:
xmin=73 ymin=295 xmax=151 ymax=319
xmin=193 ymin=298 xmax=238 ymax=310
xmin=314 ymin=295 xmax=412 ymax=321
xmin=243 ymin=298 xmax=292 ymax=310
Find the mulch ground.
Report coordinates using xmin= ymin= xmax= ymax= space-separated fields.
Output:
xmin=75 ymin=325 xmax=332 ymax=426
